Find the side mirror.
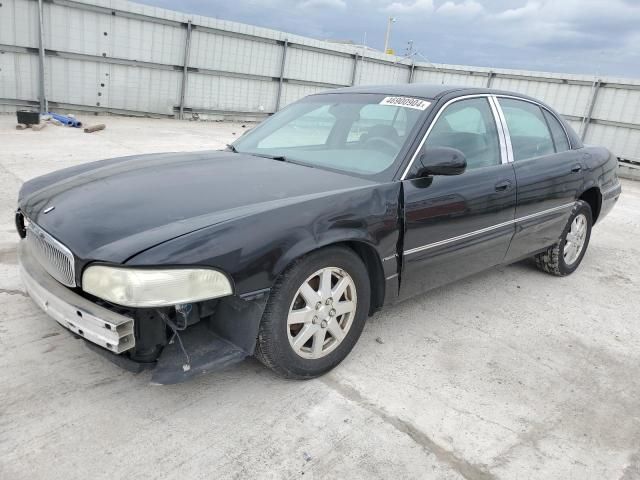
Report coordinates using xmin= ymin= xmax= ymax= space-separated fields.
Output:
xmin=415 ymin=147 xmax=467 ymax=177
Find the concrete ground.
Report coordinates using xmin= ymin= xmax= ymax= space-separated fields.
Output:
xmin=1 ymin=114 xmax=639 ymax=480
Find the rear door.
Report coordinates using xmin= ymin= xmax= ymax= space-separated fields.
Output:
xmin=398 ymin=96 xmax=517 ymax=301
xmin=496 ymin=97 xmax=584 ymax=262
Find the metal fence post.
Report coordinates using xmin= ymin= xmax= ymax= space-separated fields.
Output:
xmin=37 ymin=0 xmax=48 ymax=113
xmin=408 ymin=60 xmax=415 ymax=83
xmin=581 ymin=79 xmax=601 ymax=141
xmin=486 ymin=71 xmax=495 ymax=88
xmin=178 ymin=20 xmax=193 ymax=120
xmin=275 ymin=38 xmax=288 ymax=111
xmin=351 ymin=54 xmax=359 ymax=86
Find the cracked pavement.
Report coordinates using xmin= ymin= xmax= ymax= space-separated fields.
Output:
xmin=0 ymin=115 xmax=639 ymax=479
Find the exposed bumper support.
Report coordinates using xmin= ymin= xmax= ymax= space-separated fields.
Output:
xmin=19 ymin=241 xmax=136 ymax=354
xmin=19 ymin=240 xmax=271 ymax=384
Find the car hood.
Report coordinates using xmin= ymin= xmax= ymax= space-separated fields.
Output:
xmin=19 ymin=151 xmax=376 ymax=263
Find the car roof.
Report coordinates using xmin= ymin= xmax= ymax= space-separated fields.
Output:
xmin=321 ymin=83 xmax=533 ymax=102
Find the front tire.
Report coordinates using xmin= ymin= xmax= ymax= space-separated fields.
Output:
xmin=535 ymin=200 xmax=592 ymax=276
xmin=255 ymin=246 xmax=370 ymax=379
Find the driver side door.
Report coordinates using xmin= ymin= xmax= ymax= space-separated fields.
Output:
xmin=399 ymin=96 xmax=517 ymax=301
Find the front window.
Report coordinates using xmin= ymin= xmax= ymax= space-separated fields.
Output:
xmin=425 ymin=97 xmax=501 ymax=170
xmin=232 ymin=93 xmax=428 ymax=178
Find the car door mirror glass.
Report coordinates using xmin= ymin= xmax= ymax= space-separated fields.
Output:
xmin=415 ymin=147 xmax=467 ymax=177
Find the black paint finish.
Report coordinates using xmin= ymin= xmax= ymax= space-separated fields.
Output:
xmin=16 ymin=85 xmax=621 ymax=373
xmin=400 ymin=163 xmax=517 ymax=301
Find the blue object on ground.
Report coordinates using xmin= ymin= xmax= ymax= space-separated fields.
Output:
xmin=48 ymin=112 xmax=83 ymax=128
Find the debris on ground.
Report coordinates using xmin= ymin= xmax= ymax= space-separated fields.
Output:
xmin=16 ymin=110 xmax=40 ymax=126
xmin=302 ymin=452 xmax=312 ymax=462
xmin=15 ymin=123 xmax=28 ymax=130
xmin=31 ymin=123 xmax=47 ymax=131
xmin=375 ymin=337 xmax=384 ymax=344
xmin=84 ymin=124 xmax=106 ymax=133
xmin=48 ymin=112 xmax=82 ymax=128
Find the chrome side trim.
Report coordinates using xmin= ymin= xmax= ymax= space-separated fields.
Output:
xmin=515 ymin=202 xmax=575 ymax=223
xmin=404 ymin=219 xmax=514 ymax=256
xmin=403 ymin=202 xmax=575 ymax=256
xmin=493 ymin=94 xmax=572 ymax=151
xmin=400 ymin=94 xmax=495 ymax=180
xmin=382 ymin=253 xmax=398 ymax=262
xmin=385 ymin=273 xmax=399 ymax=280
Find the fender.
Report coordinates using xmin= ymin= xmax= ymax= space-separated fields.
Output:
xmin=126 ymin=182 xmax=402 ymax=296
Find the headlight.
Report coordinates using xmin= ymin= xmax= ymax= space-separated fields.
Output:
xmin=82 ymin=265 xmax=233 ymax=308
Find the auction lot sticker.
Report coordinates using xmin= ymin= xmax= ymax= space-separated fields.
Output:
xmin=379 ymin=96 xmax=431 ymax=110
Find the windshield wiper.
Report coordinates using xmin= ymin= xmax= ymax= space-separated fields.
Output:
xmin=226 ymin=143 xmax=238 ymax=153
xmin=250 ymin=153 xmax=288 ymax=162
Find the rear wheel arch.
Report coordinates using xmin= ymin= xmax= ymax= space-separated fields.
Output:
xmin=579 ymin=187 xmax=602 ymax=224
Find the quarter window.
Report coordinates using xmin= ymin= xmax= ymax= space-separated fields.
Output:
xmin=543 ymin=110 xmax=570 ymax=152
xmin=425 ymin=98 xmax=501 ymax=170
xmin=498 ymin=98 xmax=555 ymax=161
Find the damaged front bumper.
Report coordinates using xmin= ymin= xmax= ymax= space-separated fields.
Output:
xmin=19 ymin=240 xmax=270 ymax=384
xmin=19 ymin=241 xmax=136 ymax=353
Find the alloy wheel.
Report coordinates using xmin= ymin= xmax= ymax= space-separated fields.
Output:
xmin=287 ymin=267 xmax=357 ymax=359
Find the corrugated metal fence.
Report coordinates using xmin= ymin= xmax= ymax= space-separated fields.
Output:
xmin=1 ymin=0 xmax=639 ymax=163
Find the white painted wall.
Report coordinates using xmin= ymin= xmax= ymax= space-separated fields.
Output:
xmin=1 ymin=0 xmax=638 ymax=161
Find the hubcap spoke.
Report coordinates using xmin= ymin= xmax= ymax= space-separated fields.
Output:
xmin=312 ymin=330 xmax=326 ymax=355
xmin=288 ymin=307 xmax=313 ymax=325
xmin=332 ymin=277 xmax=349 ymax=300
xmin=334 ymin=300 xmax=355 ymax=317
xmin=327 ymin=318 xmax=346 ymax=342
xmin=299 ymin=282 xmax=321 ymax=305
xmin=292 ymin=324 xmax=318 ymax=351
xmin=320 ymin=269 xmax=333 ymax=299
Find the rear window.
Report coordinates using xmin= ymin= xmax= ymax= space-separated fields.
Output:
xmin=498 ymin=98 xmax=555 ymax=161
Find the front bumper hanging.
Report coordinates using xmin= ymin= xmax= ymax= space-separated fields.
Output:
xmin=19 ymin=241 xmax=136 ymax=354
xmin=18 ymin=239 xmax=270 ymax=384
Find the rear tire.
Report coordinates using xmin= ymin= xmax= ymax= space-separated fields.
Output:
xmin=534 ymin=200 xmax=592 ymax=276
xmin=255 ymin=246 xmax=370 ymax=379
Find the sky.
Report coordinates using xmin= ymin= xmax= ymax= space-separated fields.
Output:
xmin=139 ymin=0 xmax=640 ymax=79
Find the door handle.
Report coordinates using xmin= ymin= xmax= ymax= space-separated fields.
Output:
xmin=571 ymin=164 xmax=582 ymax=173
xmin=494 ymin=180 xmax=512 ymax=192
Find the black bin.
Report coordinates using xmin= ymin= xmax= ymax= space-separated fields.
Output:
xmin=17 ymin=110 xmax=40 ymax=125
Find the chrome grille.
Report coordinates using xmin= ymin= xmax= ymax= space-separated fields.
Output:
xmin=25 ymin=221 xmax=76 ymax=287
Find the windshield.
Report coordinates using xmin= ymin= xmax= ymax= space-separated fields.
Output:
xmin=232 ymin=93 xmax=429 ymax=179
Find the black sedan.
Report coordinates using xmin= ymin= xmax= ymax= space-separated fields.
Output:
xmin=16 ymin=84 xmax=622 ymax=384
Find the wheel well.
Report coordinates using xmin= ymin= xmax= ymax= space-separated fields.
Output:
xmin=579 ymin=187 xmax=602 ymax=224
xmin=343 ymin=241 xmax=385 ymax=316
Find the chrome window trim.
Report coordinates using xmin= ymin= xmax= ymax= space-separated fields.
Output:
xmin=490 ymin=95 xmax=514 ymax=163
xmin=493 ymin=94 xmax=573 ymax=152
xmin=403 ymin=202 xmax=575 ymax=256
xmin=488 ymin=96 xmax=509 ymax=165
xmin=400 ymin=94 xmax=505 ymax=180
